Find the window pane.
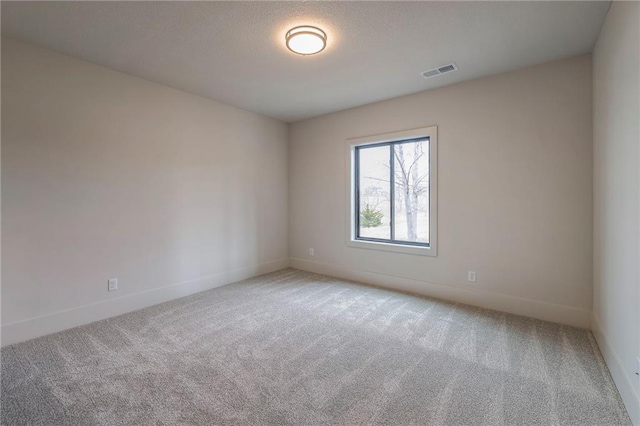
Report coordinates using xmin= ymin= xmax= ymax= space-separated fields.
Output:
xmin=393 ymin=139 xmax=429 ymax=244
xmin=358 ymin=145 xmax=391 ymax=240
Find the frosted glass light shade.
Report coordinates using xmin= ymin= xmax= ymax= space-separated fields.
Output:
xmin=286 ymin=26 xmax=327 ymax=56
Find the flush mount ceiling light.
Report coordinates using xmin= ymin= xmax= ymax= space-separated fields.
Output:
xmin=285 ymin=26 xmax=327 ymax=56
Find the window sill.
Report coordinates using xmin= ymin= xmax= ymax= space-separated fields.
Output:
xmin=346 ymin=238 xmax=437 ymax=257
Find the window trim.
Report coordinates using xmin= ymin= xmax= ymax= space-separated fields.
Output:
xmin=346 ymin=126 xmax=438 ymax=257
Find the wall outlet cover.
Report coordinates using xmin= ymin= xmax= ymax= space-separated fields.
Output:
xmin=108 ymin=278 xmax=118 ymax=291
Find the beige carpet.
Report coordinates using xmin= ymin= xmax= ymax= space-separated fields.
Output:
xmin=1 ymin=268 xmax=631 ymax=425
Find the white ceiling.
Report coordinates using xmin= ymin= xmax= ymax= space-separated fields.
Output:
xmin=2 ymin=1 xmax=610 ymax=122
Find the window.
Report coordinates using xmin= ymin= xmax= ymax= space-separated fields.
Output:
xmin=346 ymin=126 xmax=437 ymax=256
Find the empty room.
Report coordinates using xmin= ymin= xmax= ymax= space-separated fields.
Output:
xmin=1 ymin=1 xmax=639 ymax=425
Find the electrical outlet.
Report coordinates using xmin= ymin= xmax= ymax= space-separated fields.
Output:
xmin=309 ymin=248 xmax=315 ymax=256
xmin=467 ymin=271 xmax=476 ymax=282
xmin=108 ymin=278 xmax=118 ymax=292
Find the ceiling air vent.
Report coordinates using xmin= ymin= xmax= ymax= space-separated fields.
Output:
xmin=421 ymin=63 xmax=458 ymax=79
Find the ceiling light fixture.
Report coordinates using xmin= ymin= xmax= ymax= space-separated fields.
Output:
xmin=285 ymin=26 xmax=327 ymax=56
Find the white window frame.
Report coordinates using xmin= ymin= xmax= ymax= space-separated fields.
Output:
xmin=346 ymin=126 xmax=438 ymax=257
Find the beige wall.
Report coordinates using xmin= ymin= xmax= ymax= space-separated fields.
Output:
xmin=289 ymin=55 xmax=593 ymax=328
xmin=1 ymin=38 xmax=289 ymax=345
xmin=592 ymin=1 xmax=640 ymax=423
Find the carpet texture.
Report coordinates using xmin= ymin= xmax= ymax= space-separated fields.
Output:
xmin=1 ymin=268 xmax=631 ymax=425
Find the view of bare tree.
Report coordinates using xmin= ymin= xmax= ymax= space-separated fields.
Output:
xmin=393 ymin=142 xmax=428 ymax=241
xmin=359 ymin=140 xmax=429 ymax=242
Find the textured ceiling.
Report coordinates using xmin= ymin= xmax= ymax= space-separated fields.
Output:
xmin=2 ymin=1 xmax=610 ymax=122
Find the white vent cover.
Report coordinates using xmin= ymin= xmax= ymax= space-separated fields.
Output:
xmin=421 ymin=63 xmax=459 ymax=79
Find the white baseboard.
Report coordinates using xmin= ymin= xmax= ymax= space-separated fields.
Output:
xmin=592 ymin=314 xmax=640 ymax=425
xmin=290 ymin=257 xmax=591 ymax=329
xmin=1 ymin=258 xmax=290 ymax=347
